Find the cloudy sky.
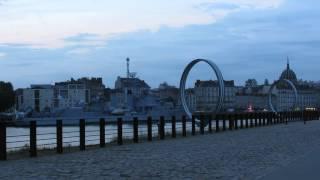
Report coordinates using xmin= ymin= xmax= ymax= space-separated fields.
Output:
xmin=0 ymin=0 xmax=319 ymax=88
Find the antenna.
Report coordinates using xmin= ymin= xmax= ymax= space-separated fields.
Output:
xmin=126 ymin=57 xmax=130 ymax=78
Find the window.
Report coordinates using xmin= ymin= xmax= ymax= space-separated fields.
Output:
xmin=34 ymin=90 xmax=40 ymax=99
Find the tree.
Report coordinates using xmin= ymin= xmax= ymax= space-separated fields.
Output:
xmin=0 ymin=81 xmax=15 ymax=112
xmin=264 ymin=79 xmax=269 ymax=86
xmin=245 ymin=79 xmax=258 ymax=88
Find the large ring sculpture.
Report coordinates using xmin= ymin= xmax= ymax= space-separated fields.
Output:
xmin=180 ymin=59 xmax=225 ymax=119
xmin=268 ymin=79 xmax=298 ymax=113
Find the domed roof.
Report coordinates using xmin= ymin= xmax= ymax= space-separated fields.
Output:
xmin=279 ymin=58 xmax=297 ymax=82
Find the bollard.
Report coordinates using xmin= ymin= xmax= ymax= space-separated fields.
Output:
xmin=200 ymin=115 xmax=205 ymax=135
xmin=159 ymin=116 xmax=165 ymax=140
xmin=182 ymin=116 xmax=187 ymax=137
xmin=99 ymin=118 xmax=105 ymax=148
xmin=79 ymin=119 xmax=85 ymax=151
xmin=117 ymin=118 xmax=123 ymax=145
xmin=216 ymin=114 xmax=220 ymax=132
xmin=30 ymin=121 xmax=37 ymax=157
xmin=56 ymin=120 xmax=63 ymax=154
xmin=147 ymin=116 xmax=153 ymax=141
xmin=192 ymin=116 xmax=196 ymax=136
xmin=133 ymin=117 xmax=139 ymax=143
xmin=172 ymin=116 xmax=176 ymax=138
xmin=0 ymin=121 xmax=7 ymax=160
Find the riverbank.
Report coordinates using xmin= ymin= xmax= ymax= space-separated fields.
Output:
xmin=1 ymin=120 xmax=320 ymax=179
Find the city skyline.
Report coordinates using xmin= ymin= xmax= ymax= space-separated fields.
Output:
xmin=0 ymin=0 xmax=319 ymax=88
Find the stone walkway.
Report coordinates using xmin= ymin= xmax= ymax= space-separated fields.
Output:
xmin=1 ymin=121 xmax=320 ymax=179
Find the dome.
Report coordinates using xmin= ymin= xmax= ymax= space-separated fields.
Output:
xmin=279 ymin=59 xmax=297 ymax=82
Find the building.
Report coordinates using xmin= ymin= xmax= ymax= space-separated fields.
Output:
xmin=158 ymin=82 xmax=179 ymax=107
xmin=54 ymin=83 xmax=90 ymax=109
xmin=234 ymin=95 xmax=277 ymax=112
xmin=185 ymin=88 xmax=196 ymax=112
xmin=194 ymin=80 xmax=236 ymax=111
xmin=276 ymin=59 xmax=319 ymax=111
xmin=111 ymin=77 xmax=150 ymax=111
xmin=75 ymin=77 xmax=105 ymax=102
xmin=18 ymin=84 xmax=55 ymax=112
xmin=55 ymin=77 xmax=104 ymax=103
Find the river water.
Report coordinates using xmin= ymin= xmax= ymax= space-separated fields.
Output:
xmin=5 ymin=119 xmax=245 ymax=152
xmin=6 ymin=122 xmax=193 ymax=152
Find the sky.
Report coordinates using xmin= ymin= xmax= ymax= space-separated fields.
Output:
xmin=0 ymin=0 xmax=319 ymax=88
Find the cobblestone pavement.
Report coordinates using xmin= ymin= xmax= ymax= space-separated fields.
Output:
xmin=1 ymin=121 xmax=320 ymax=180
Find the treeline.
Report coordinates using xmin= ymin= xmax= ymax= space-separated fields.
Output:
xmin=0 ymin=81 xmax=15 ymax=112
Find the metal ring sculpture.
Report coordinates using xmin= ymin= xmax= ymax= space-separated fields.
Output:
xmin=268 ymin=79 xmax=298 ymax=113
xmin=180 ymin=59 xmax=225 ymax=119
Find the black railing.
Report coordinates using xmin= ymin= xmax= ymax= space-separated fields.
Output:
xmin=0 ymin=110 xmax=319 ymax=161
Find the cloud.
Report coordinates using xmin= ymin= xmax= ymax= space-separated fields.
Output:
xmin=66 ymin=48 xmax=91 ymax=55
xmin=0 ymin=0 xmax=283 ymax=48
xmin=0 ymin=52 xmax=6 ymax=58
xmin=0 ymin=0 xmax=7 ymax=5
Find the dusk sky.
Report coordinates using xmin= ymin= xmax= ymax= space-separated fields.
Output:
xmin=0 ymin=0 xmax=319 ymax=88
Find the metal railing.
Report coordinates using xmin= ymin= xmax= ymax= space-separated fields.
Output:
xmin=0 ymin=110 xmax=319 ymax=160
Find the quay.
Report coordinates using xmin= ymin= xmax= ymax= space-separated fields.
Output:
xmin=1 ymin=119 xmax=320 ymax=179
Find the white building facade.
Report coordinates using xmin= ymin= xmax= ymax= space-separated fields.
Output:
xmin=18 ymin=85 xmax=55 ymax=112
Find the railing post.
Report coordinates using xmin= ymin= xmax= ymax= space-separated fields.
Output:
xmin=79 ymin=119 xmax=85 ymax=151
xmin=0 ymin=121 xmax=7 ymax=160
xmin=234 ymin=114 xmax=238 ymax=130
xmin=99 ymin=118 xmax=105 ymax=147
xmin=56 ymin=120 xmax=63 ymax=154
xmin=280 ymin=112 xmax=284 ymax=124
xmin=172 ymin=116 xmax=176 ymax=138
xmin=216 ymin=114 xmax=220 ymax=132
xmin=182 ymin=116 xmax=187 ymax=137
xmin=147 ymin=116 xmax=153 ymax=141
xmin=250 ymin=113 xmax=254 ymax=128
xmin=245 ymin=113 xmax=249 ymax=128
xmin=30 ymin=121 xmax=37 ymax=157
xmin=208 ymin=115 xmax=213 ymax=133
xmin=133 ymin=117 xmax=139 ymax=143
xmin=303 ymin=110 xmax=306 ymax=124
xmin=200 ymin=115 xmax=205 ymax=135
xmin=228 ymin=114 xmax=233 ymax=131
xmin=159 ymin=116 xmax=165 ymax=140
xmin=263 ymin=112 xmax=267 ymax=126
xmin=117 ymin=118 xmax=123 ymax=145
xmin=240 ymin=113 xmax=244 ymax=129
xmin=254 ymin=113 xmax=258 ymax=127
xmin=192 ymin=116 xmax=196 ymax=136
xmin=222 ymin=114 xmax=226 ymax=131
xmin=258 ymin=113 xmax=262 ymax=126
